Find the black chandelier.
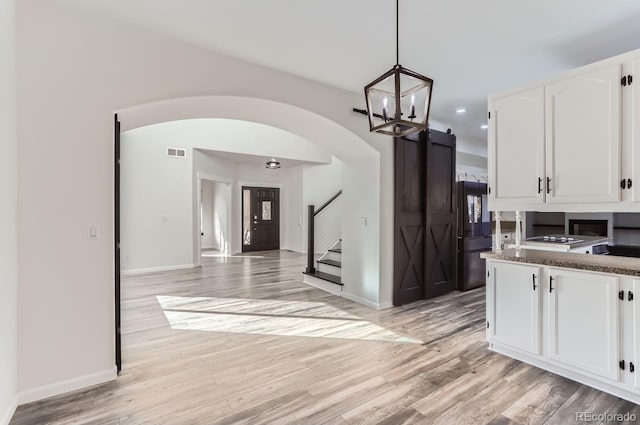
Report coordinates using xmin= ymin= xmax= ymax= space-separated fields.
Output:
xmin=265 ymin=158 xmax=281 ymax=169
xmin=364 ymin=0 xmax=433 ymax=136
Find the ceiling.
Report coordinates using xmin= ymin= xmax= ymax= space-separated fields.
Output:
xmin=50 ymin=0 xmax=640 ymax=142
xmin=198 ymin=149 xmax=322 ymax=169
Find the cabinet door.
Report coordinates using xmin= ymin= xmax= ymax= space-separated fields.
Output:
xmin=488 ymin=87 xmax=545 ymax=209
xmin=545 ymin=64 xmax=621 ymax=204
xmin=547 ymin=268 xmax=619 ymax=381
xmin=488 ymin=262 xmax=541 ymax=355
xmin=629 ymin=58 xmax=640 ymax=203
xmin=634 ymin=279 xmax=640 ymax=389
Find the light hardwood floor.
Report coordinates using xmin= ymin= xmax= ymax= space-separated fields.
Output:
xmin=11 ymin=251 xmax=640 ymax=424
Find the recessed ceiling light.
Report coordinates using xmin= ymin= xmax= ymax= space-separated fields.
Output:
xmin=456 ymin=108 xmax=467 ymax=114
xmin=480 ymin=124 xmax=489 ymax=130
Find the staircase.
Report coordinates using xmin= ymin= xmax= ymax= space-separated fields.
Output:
xmin=303 ymin=240 xmax=343 ymax=295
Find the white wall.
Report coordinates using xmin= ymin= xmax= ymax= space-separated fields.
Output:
xmin=0 ymin=0 xmax=17 ymax=422
xmin=120 ymin=133 xmax=194 ymax=273
xmin=302 ymin=158 xmax=344 ymax=253
xmin=17 ymin=0 xmax=392 ymax=399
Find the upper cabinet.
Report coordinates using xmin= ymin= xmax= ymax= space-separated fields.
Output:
xmin=545 ymin=64 xmax=621 ymax=204
xmin=488 ymin=87 xmax=545 ymax=210
xmin=487 ymin=49 xmax=640 ymax=212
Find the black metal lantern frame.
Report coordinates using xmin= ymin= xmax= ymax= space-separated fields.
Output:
xmin=364 ymin=0 xmax=433 ymax=136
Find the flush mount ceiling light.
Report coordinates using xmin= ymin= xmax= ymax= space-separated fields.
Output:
xmin=480 ymin=124 xmax=489 ymax=130
xmin=265 ymin=158 xmax=281 ymax=169
xmin=456 ymin=108 xmax=467 ymax=114
xmin=364 ymin=0 xmax=433 ymax=137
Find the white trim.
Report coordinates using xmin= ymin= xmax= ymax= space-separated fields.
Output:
xmin=341 ymin=291 xmax=382 ymax=310
xmin=121 ymin=263 xmax=200 ymax=276
xmin=377 ymin=301 xmax=394 ymax=310
xmin=238 ymin=181 xmax=284 ymax=189
xmin=0 ymin=395 xmax=17 ymax=425
xmin=302 ymin=275 xmax=342 ymax=296
xmin=196 ymin=171 xmax=233 ymax=186
xmin=490 ymin=344 xmax=640 ymax=404
xmin=17 ymin=367 xmax=117 ymax=405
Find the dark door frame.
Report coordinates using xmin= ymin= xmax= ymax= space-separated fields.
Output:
xmin=241 ymin=185 xmax=281 ymax=252
xmin=114 ymin=114 xmax=121 ymax=373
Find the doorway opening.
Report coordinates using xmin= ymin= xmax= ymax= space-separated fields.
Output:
xmin=198 ymin=176 xmax=232 ymax=258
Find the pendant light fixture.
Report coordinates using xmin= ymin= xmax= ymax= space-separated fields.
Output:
xmin=364 ymin=0 xmax=433 ymax=136
xmin=265 ymin=158 xmax=281 ymax=169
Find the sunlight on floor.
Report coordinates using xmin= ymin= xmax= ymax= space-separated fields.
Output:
xmin=156 ymin=295 xmax=422 ymax=344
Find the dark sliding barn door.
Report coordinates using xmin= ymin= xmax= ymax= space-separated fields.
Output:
xmin=393 ymin=129 xmax=457 ymax=305
xmin=393 ymin=137 xmax=426 ymax=305
xmin=114 ymin=114 xmax=122 ymax=373
xmin=424 ymin=130 xmax=457 ymax=298
xmin=242 ymin=187 xmax=280 ymax=252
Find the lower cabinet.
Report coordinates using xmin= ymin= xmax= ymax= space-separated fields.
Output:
xmin=547 ymin=268 xmax=619 ymax=381
xmin=634 ymin=279 xmax=640 ymax=390
xmin=488 ymin=262 xmax=541 ymax=355
xmin=486 ymin=260 xmax=639 ymax=402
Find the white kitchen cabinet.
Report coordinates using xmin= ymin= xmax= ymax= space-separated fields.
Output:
xmin=634 ymin=279 xmax=640 ymax=389
xmin=488 ymin=87 xmax=545 ymax=209
xmin=485 ymin=49 xmax=640 ymax=211
xmin=629 ymin=58 xmax=640 ymax=204
xmin=547 ymin=267 xmax=620 ymax=381
xmin=488 ymin=262 xmax=541 ymax=354
xmin=545 ymin=64 xmax=621 ymax=204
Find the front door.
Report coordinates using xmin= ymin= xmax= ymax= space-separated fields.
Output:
xmin=242 ymin=187 xmax=280 ymax=252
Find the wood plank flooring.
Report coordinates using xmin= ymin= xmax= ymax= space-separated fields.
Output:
xmin=11 ymin=250 xmax=640 ymax=424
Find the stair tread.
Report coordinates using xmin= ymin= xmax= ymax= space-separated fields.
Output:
xmin=303 ymin=271 xmax=343 ymax=285
xmin=317 ymin=259 xmax=342 ymax=268
xmin=328 ymin=248 xmax=342 ymax=253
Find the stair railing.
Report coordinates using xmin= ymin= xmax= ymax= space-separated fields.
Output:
xmin=306 ymin=190 xmax=342 ymax=274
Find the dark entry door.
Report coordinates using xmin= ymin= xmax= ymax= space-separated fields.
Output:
xmin=114 ymin=114 xmax=122 ymax=373
xmin=242 ymin=187 xmax=280 ymax=252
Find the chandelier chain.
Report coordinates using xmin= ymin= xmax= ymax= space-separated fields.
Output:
xmin=396 ymin=0 xmax=399 ymax=65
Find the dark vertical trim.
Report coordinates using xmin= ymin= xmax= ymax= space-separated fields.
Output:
xmin=306 ymin=205 xmax=316 ymax=274
xmin=114 ymin=114 xmax=121 ymax=374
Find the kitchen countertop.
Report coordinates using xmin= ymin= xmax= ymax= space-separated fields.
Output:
xmin=481 ymin=248 xmax=640 ymax=277
xmin=509 ymin=234 xmax=611 ymax=251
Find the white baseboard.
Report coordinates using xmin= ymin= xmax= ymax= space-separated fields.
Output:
xmin=302 ymin=275 xmax=342 ymax=296
xmin=121 ymin=263 xmax=199 ymax=276
xmin=0 ymin=395 xmax=17 ymax=425
xmin=18 ymin=366 xmax=117 ymax=405
xmin=377 ymin=301 xmax=394 ymax=310
xmin=341 ymin=291 xmax=383 ymax=310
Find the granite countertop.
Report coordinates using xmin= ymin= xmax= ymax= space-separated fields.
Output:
xmin=481 ymin=248 xmax=640 ymax=277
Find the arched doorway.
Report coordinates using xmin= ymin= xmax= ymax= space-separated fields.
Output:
xmin=114 ymin=96 xmax=383 ymax=371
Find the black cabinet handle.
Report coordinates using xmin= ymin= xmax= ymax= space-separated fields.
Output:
xmin=631 ymin=362 xmax=636 ymax=373
xmin=620 ymin=360 xmax=626 ymax=371
xmin=619 ymin=290 xmax=625 ymax=300
xmin=532 ymin=274 xmax=537 ymax=290
xmin=549 ymin=276 xmax=554 ymax=293
xmin=629 ymin=178 xmax=633 ymax=189
xmin=622 ymin=179 xmax=627 ymax=189
xmin=629 ymin=291 xmax=634 ymax=301
xmin=546 ymin=177 xmax=551 ymax=194
xmin=538 ymin=177 xmax=542 ymax=194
